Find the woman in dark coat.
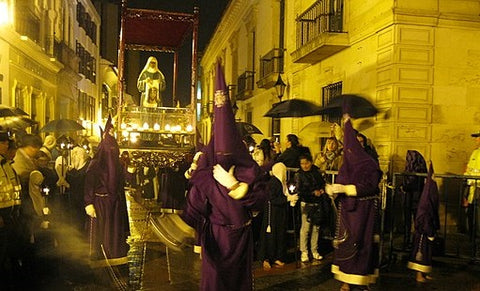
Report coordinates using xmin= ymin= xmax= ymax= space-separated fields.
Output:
xmin=258 ymin=162 xmax=292 ymax=269
xmin=66 ymin=146 xmax=90 ymax=234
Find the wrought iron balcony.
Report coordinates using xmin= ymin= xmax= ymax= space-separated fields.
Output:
xmin=291 ymin=0 xmax=349 ymax=64
xmin=54 ymin=41 xmax=80 ymax=74
xmin=257 ymin=48 xmax=284 ymax=89
xmin=236 ymin=71 xmax=255 ymax=100
xmin=15 ymin=11 xmax=40 ymax=44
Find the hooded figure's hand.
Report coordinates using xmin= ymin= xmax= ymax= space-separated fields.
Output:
xmin=213 ymin=164 xmax=238 ymax=189
xmin=185 ymin=152 xmax=203 ymax=179
xmin=85 ymin=204 xmax=96 ymax=218
xmin=213 ymin=164 xmax=248 ymax=199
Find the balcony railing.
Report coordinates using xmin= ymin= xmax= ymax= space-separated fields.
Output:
xmin=15 ymin=11 xmax=40 ymax=44
xmin=54 ymin=41 xmax=80 ymax=74
xmin=292 ymin=0 xmax=348 ymax=63
xmin=236 ymin=71 xmax=255 ymax=100
xmin=257 ymin=48 xmax=285 ymax=89
xmin=296 ymin=0 xmax=344 ymax=48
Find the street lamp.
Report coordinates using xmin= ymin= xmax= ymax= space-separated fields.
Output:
xmin=0 ymin=1 xmax=10 ymax=25
xmin=274 ymin=74 xmax=286 ymax=102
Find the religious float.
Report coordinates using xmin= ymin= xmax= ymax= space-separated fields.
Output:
xmin=116 ymin=1 xmax=199 ymax=250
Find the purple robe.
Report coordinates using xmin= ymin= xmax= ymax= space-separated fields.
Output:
xmin=183 ymin=167 xmax=266 ymax=291
xmin=331 ymin=119 xmax=382 ymax=286
xmin=407 ymin=164 xmax=440 ymax=273
xmin=84 ymin=133 xmax=130 ymax=267
xmin=182 ymin=63 xmax=267 ymax=291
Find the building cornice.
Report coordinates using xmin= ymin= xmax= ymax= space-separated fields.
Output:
xmin=393 ymin=7 xmax=480 ymax=29
xmin=1 ymin=28 xmax=63 ymax=74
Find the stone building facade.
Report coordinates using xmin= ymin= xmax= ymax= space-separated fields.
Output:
xmin=199 ymin=0 xmax=480 ymax=176
xmin=0 ymin=0 xmax=101 ymax=136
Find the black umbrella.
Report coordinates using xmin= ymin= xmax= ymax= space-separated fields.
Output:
xmin=40 ymin=118 xmax=85 ymax=133
xmin=317 ymin=94 xmax=378 ymax=118
xmin=235 ymin=122 xmax=262 ymax=137
xmin=13 ymin=107 xmax=29 ymax=116
xmin=264 ymin=99 xmax=323 ymax=118
xmin=0 ymin=105 xmax=21 ymax=118
xmin=0 ymin=116 xmax=37 ymax=130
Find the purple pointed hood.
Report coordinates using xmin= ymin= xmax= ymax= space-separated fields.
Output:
xmin=336 ymin=119 xmax=380 ymax=188
xmin=191 ymin=62 xmax=259 ymax=185
xmin=87 ymin=116 xmax=122 ymax=198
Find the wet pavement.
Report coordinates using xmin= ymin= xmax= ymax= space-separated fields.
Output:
xmin=17 ymin=191 xmax=480 ymax=290
xmin=128 ymin=193 xmax=480 ymax=291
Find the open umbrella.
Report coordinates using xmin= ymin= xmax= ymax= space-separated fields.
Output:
xmin=299 ymin=121 xmax=334 ymax=138
xmin=317 ymin=94 xmax=378 ymax=118
xmin=13 ymin=107 xmax=29 ymax=116
xmin=0 ymin=116 xmax=37 ymax=130
xmin=0 ymin=105 xmax=21 ymax=118
xmin=40 ymin=118 xmax=85 ymax=133
xmin=235 ymin=122 xmax=262 ymax=137
xmin=264 ymin=99 xmax=323 ymax=118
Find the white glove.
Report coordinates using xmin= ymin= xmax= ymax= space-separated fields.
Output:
xmin=184 ymin=168 xmax=193 ymax=179
xmin=213 ymin=164 xmax=238 ymax=190
xmin=287 ymin=194 xmax=299 ymax=207
xmin=40 ymin=221 xmax=50 ymax=229
xmin=193 ymin=152 xmax=203 ymax=163
xmin=184 ymin=152 xmax=203 ymax=179
xmin=85 ymin=204 xmax=97 ymax=218
xmin=325 ymin=184 xmax=345 ymax=195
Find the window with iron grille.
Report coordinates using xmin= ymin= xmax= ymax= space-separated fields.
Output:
xmin=259 ymin=49 xmax=284 ymax=80
xmin=77 ymin=2 xmax=97 ymax=43
xmin=271 ymin=117 xmax=280 ymax=141
xmin=78 ymin=91 xmax=87 ymax=119
xmin=45 ymin=98 xmax=50 ymax=123
xmin=322 ymin=81 xmax=342 ymax=124
xmin=15 ymin=9 xmax=40 ymax=44
xmin=236 ymin=71 xmax=255 ymax=99
xmin=246 ymin=110 xmax=253 ymax=124
xmin=87 ymin=95 xmax=95 ymax=124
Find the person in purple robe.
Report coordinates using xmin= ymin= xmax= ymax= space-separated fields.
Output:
xmin=407 ymin=162 xmax=440 ymax=282
xmin=181 ymin=62 xmax=267 ymax=291
xmin=326 ymin=113 xmax=382 ymax=291
xmin=84 ymin=116 xmax=130 ymax=268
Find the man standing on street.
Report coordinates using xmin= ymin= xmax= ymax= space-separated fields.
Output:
xmin=464 ymin=130 xmax=480 ymax=262
xmin=0 ymin=131 xmax=21 ymax=284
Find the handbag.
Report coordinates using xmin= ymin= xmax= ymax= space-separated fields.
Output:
xmin=307 ymin=205 xmax=323 ymax=226
xmin=307 ymin=195 xmax=333 ymax=226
